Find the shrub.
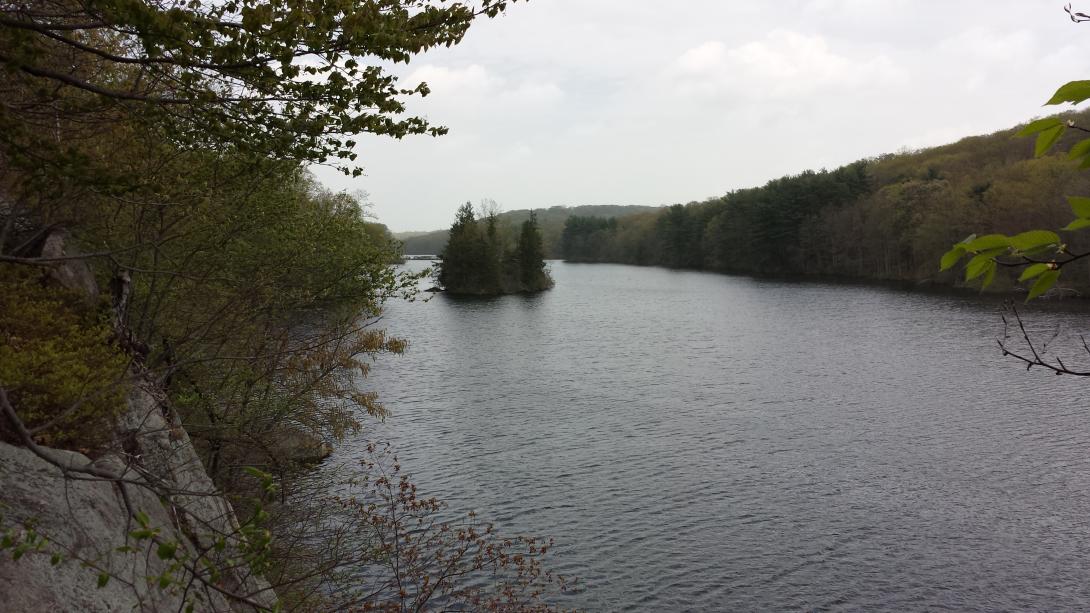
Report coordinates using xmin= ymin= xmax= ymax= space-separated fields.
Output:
xmin=0 ymin=265 xmax=129 ymax=451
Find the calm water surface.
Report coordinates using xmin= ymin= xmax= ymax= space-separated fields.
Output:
xmin=322 ymin=261 xmax=1090 ymax=611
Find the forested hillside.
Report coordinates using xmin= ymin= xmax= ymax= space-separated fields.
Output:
xmin=398 ymin=204 xmax=655 ymax=256
xmin=560 ymin=110 xmax=1090 ymax=291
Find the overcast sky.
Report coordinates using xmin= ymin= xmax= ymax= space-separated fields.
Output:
xmin=312 ymin=0 xmax=1089 ymax=232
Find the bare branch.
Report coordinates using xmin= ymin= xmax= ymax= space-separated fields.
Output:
xmin=997 ymin=303 xmax=1090 ymax=376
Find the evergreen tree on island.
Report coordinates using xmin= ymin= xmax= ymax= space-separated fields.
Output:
xmin=438 ymin=203 xmax=554 ymax=294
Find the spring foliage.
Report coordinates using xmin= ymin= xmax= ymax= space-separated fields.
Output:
xmin=939 ymin=81 xmax=1090 ymax=300
xmin=0 ymin=0 xmax=521 ymax=172
xmin=0 ymin=265 xmax=128 ymax=450
xmin=2 ymin=0 xmax=569 ymax=609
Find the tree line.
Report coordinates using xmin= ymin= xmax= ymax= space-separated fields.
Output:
xmin=561 ymin=110 xmax=1090 ymax=291
xmin=400 ymin=204 xmax=655 ymax=256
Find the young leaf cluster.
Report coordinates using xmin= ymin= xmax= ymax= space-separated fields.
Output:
xmin=1 ymin=0 xmax=521 ymax=172
xmin=941 ymin=78 xmax=1090 ymax=301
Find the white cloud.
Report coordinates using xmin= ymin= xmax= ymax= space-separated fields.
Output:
xmin=668 ymin=30 xmax=904 ymax=100
xmin=939 ymin=27 xmax=1037 ymax=64
xmin=676 ymin=41 xmax=728 ymax=74
xmin=803 ymin=0 xmax=910 ymax=19
xmin=406 ymin=64 xmax=494 ymax=94
xmin=498 ymin=81 xmax=564 ymax=108
xmin=403 ymin=64 xmax=562 ymax=112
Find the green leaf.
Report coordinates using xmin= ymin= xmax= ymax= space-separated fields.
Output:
xmin=156 ymin=542 xmax=177 ymax=560
xmin=940 ymin=245 xmax=965 ymax=271
xmin=1036 ymin=124 xmax=1065 ymax=157
xmin=1046 ymin=80 xmax=1090 ymax=105
xmin=1069 ymin=196 xmax=1090 ymax=218
xmin=981 ymin=261 xmax=997 ymax=288
xmin=1008 ymin=230 xmax=1060 ymax=251
xmin=1018 ymin=263 xmax=1051 ymax=281
xmin=1018 ymin=117 xmax=1063 ymax=136
xmin=135 ymin=511 xmax=150 ymax=528
xmin=50 ymin=553 xmax=62 ymax=566
xmin=243 ymin=466 xmax=272 ymax=481
xmin=1027 ymin=270 xmax=1061 ymax=302
xmin=966 ymin=234 xmax=1009 ymax=252
xmin=965 ymin=253 xmax=996 ymax=281
xmin=1064 ymin=218 xmax=1090 ymax=231
xmin=97 ymin=572 xmax=110 ymax=588
xmin=1069 ymin=139 xmax=1090 ymax=161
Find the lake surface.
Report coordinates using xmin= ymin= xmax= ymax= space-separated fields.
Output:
xmin=323 ymin=261 xmax=1090 ymax=611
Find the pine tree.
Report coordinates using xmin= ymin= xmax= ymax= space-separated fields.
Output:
xmin=438 ymin=203 xmax=486 ymax=292
xmin=515 ymin=211 xmax=551 ymax=291
xmin=438 ymin=204 xmax=552 ymax=294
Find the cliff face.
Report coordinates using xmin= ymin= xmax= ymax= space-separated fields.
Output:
xmin=0 ymin=442 xmax=189 ymax=612
xmin=0 ymin=235 xmax=277 ymax=612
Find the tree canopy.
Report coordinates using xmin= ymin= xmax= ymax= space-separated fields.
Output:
xmin=1 ymin=0 xmax=518 ymax=173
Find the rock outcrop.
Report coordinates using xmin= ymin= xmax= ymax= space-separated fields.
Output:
xmin=0 ymin=373 xmax=279 ymax=612
xmin=0 ymin=442 xmax=227 ymax=612
xmin=0 ymin=233 xmax=277 ymax=612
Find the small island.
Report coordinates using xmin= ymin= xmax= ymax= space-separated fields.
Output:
xmin=437 ymin=202 xmax=554 ymax=295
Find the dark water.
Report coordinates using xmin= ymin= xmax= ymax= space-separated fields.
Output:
xmin=322 ymin=261 xmax=1090 ymax=611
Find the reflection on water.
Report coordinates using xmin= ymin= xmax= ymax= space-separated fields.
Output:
xmin=317 ymin=261 xmax=1090 ymax=611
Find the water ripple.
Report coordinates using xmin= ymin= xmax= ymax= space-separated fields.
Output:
xmin=317 ymin=262 xmax=1090 ymax=611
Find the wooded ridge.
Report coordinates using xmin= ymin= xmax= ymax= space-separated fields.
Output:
xmin=559 ymin=110 xmax=1090 ymax=293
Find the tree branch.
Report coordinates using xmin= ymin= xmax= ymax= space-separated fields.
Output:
xmin=998 ymin=304 xmax=1090 ymax=376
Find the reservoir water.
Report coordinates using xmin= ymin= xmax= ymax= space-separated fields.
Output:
xmin=321 ymin=261 xmax=1090 ymax=611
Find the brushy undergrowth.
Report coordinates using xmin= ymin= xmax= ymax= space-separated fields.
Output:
xmin=0 ymin=264 xmax=129 ymax=451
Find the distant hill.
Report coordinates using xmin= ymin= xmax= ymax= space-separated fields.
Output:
xmin=393 ymin=229 xmax=447 ymax=256
xmin=396 ymin=204 xmax=657 ymax=256
xmin=391 ymin=230 xmax=433 ymax=240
